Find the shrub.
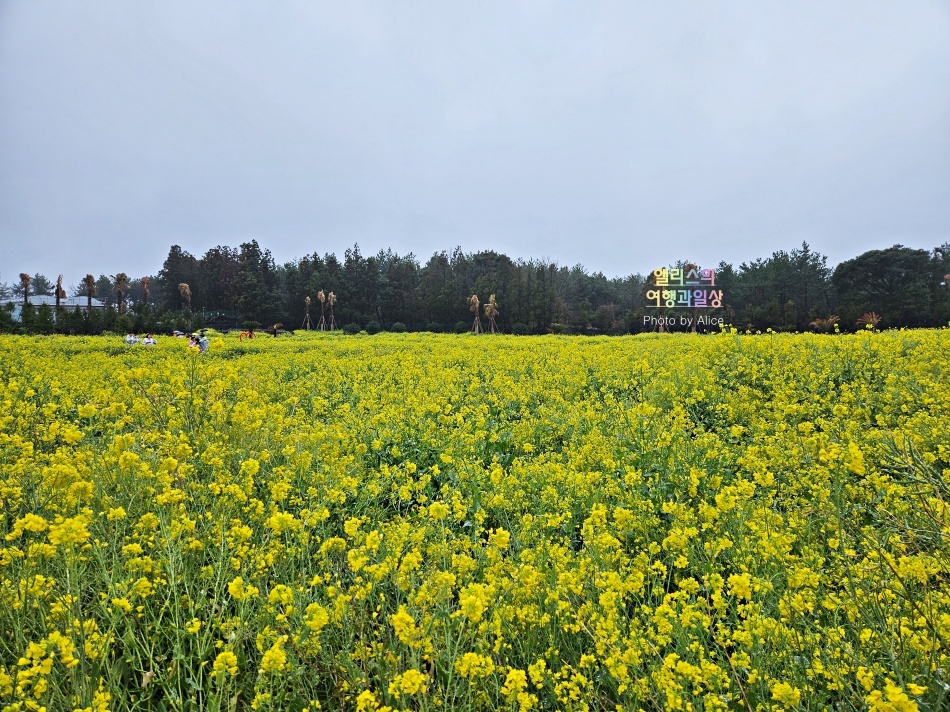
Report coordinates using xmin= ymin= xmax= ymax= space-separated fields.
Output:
xmin=390 ymin=322 xmax=407 ymax=333
xmin=366 ymin=321 xmax=382 ymax=335
xmin=511 ymin=322 xmax=529 ymax=335
xmin=454 ymin=321 xmax=469 ymax=334
xmin=343 ymin=323 xmax=361 ymax=335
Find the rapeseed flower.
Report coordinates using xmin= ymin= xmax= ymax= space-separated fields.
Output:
xmin=259 ymin=638 xmax=288 ymax=674
xmin=1 ymin=330 xmax=948 ymax=710
xmin=213 ymin=651 xmax=239 ymax=677
xmin=388 ymin=669 xmax=427 ymax=696
xmin=47 ymin=516 xmax=90 ymax=547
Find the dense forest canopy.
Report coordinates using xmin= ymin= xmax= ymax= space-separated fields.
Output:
xmin=2 ymin=241 xmax=949 ymax=335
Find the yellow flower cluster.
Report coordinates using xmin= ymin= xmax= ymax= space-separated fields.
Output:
xmin=0 ymin=328 xmax=948 ymax=710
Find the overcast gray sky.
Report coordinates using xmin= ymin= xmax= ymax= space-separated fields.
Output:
xmin=1 ymin=1 xmax=948 ymax=287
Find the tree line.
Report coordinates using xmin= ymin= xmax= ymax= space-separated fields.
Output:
xmin=2 ymin=241 xmax=949 ymax=335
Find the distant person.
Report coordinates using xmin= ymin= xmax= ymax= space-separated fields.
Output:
xmin=125 ymin=333 xmax=139 ymax=345
xmin=198 ymin=334 xmax=209 ymax=353
xmin=143 ymin=334 xmax=157 ymax=346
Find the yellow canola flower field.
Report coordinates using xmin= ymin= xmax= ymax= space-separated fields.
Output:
xmin=0 ymin=329 xmax=948 ymax=712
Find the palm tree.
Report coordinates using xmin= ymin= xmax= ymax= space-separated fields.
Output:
xmin=302 ymin=296 xmax=313 ymax=330
xmin=483 ymin=294 xmax=499 ymax=334
xmin=316 ymin=290 xmax=327 ymax=330
xmin=470 ymin=294 xmax=481 ymax=333
xmin=55 ymin=275 xmax=67 ymax=314
xmin=808 ymin=315 xmax=839 ymax=333
xmin=82 ymin=274 xmax=97 ymax=313
xmin=178 ymin=283 xmax=192 ymax=312
xmin=856 ymin=312 xmax=882 ymax=330
xmin=112 ymin=273 xmax=130 ymax=314
xmin=19 ymin=273 xmax=30 ymax=309
xmin=327 ymin=291 xmax=337 ymax=330
xmin=141 ymin=276 xmax=151 ymax=305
